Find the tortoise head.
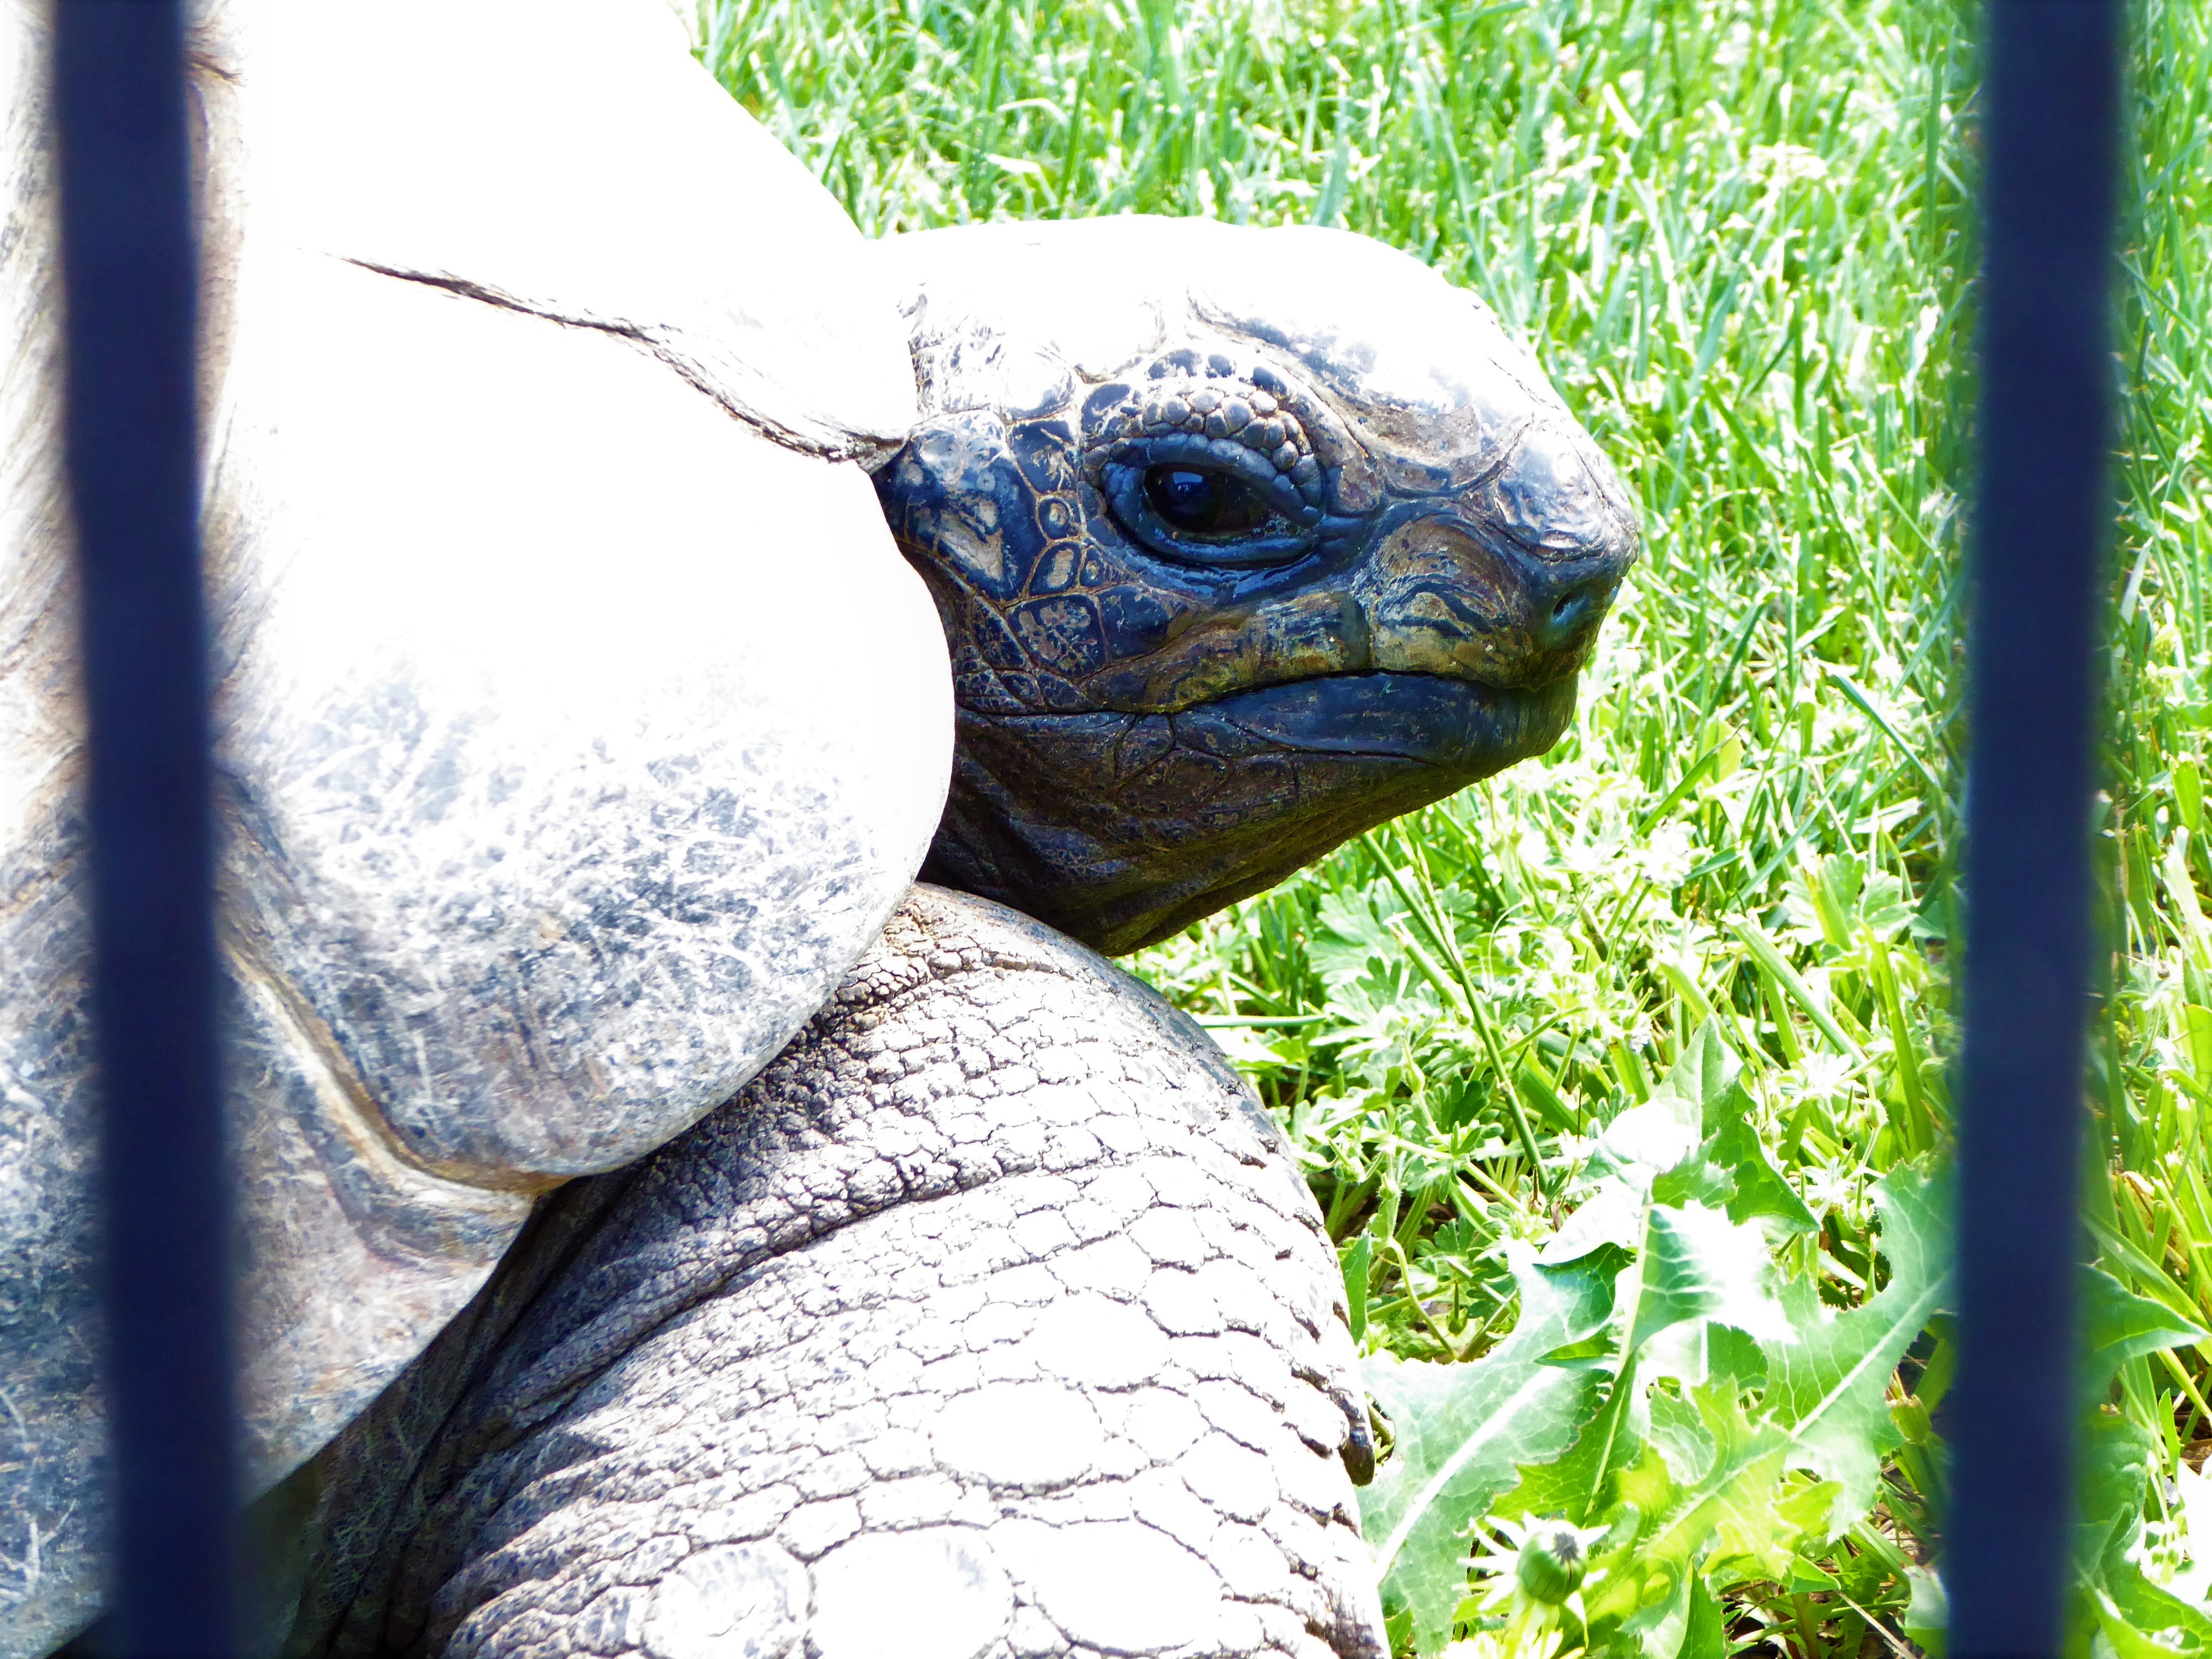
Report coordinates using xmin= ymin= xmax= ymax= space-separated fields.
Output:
xmin=873 ymin=217 xmax=1640 ymax=954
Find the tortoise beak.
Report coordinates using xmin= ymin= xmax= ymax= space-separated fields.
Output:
xmin=1352 ymin=500 xmax=1632 ymax=693
xmin=1352 ymin=410 xmax=1640 ymax=694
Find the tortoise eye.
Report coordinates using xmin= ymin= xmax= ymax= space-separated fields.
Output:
xmin=1098 ymin=440 xmax=1322 ymax=569
xmin=1141 ymin=465 xmax=1274 ymax=538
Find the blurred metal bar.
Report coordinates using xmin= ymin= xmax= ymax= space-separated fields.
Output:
xmin=1952 ymin=1 xmax=2119 ymax=1654
xmin=53 ymin=2 xmax=235 ymax=1652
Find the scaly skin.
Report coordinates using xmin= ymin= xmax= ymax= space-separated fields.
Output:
xmin=283 ymin=887 xmax=1384 ymax=1659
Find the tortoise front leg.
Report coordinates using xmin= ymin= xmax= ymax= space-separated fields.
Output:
xmin=293 ymin=887 xmax=1385 ymax=1659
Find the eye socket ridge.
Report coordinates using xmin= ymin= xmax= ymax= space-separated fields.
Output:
xmin=1100 ymin=436 xmax=1322 ymax=570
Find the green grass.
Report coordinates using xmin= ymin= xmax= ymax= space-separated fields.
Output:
xmin=691 ymin=0 xmax=2212 ymax=1653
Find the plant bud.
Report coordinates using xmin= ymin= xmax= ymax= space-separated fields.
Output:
xmin=1515 ymin=1523 xmax=1588 ymax=1605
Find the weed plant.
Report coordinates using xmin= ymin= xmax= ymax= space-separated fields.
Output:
xmin=693 ymin=0 xmax=2212 ymax=1653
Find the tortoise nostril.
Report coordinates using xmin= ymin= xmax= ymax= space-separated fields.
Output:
xmin=1537 ymin=578 xmax=1604 ymax=646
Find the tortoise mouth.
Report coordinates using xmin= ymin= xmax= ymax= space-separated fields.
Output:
xmin=1181 ymin=667 xmax=1577 ymax=771
xmin=924 ymin=669 xmax=1579 ymax=954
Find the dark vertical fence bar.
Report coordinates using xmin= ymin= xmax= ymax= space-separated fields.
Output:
xmin=53 ymin=2 xmax=234 ymax=1652
xmin=1952 ymin=1 xmax=2119 ymax=1654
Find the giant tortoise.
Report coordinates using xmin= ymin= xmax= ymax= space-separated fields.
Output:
xmin=0 ymin=2 xmax=1638 ymax=1655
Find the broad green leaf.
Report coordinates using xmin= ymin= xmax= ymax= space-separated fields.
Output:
xmin=2097 ymin=1561 xmax=2212 ymax=1655
xmin=2086 ymin=1214 xmax=2207 ymax=1335
xmin=1541 ymin=1328 xmax=1624 ymax=1369
xmin=1706 ymin=1323 xmax=1768 ymax=1390
xmin=2080 ymin=1263 xmax=2209 ymax=1400
xmin=1634 ymin=1023 xmax=1817 ymax=1234
xmin=1542 ymin=1178 xmax=1649 ymax=1261
xmin=1593 ymin=1090 xmax=1704 ymax=1189
xmin=1704 ymin=1116 xmax=1819 ymax=1235
xmin=2091 ymin=1589 xmax=2202 ymax=1659
xmin=1583 ymin=1381 xmax=1796 ymax=1659
xmin=1490 ymin=1357 xmax=1638 ymax=1528
xmin=1763 ymin=1161 xmax=1952 ymax=1537
xmin=1360 ymin=1244 xmax=1619 ymax=1656
xmin=1311 ymin=883 xmax=1407 ymax=989
xmin=1651 ymin=1149 xmax=1737 ymax=1212
xmin=1786 ymin=855 xmax=1913 ymax=950
xmin=1509 ymin=1075 xmax=1793 ymax=1551
xmin=1588 ymin=1445 xmax=1699 ymax=1659
xmin=1902 ymin=1564 xmax=1948 ymax=1659
xmin=2089 ymin=1510 xmax=2212 ymax=1659
xmin=1774 ymin=1476 xmax=1841 ymax=1549
xmin=1677 ymin=1023 xmax=1815 ymax=1232
xmin=2072 ymin=1411 xmax=2212 ymax=1659
xmin=1642 ymin=1318 xmax=1770 ymax=1394
xmin=1538 ymin=1242 xmax=1637 ymax=1369
xmin=2078 ymin=1411 xmax=2159 ymax=1576
xmin=1670 ymin=1021 xmax=1753 ymax=1133
xmin=1692 ymin=1394 xmax=1802 ymax=1587
xmin=1627 ymin=1202 xmax=1790 ymax=1355
xmin=1791 ymin=1557 xmax=1841 ymax=1592
xmin=1342 ymin=1234 xmax=1372 ymax=1345
xmin=1600 ymin=1022 xmax=1747 ymax=1185
xmin=1648 ymin=1387 xmax=1716 ymax=1483
xmin=1679 ymin=1580 xmax=1727 ymax=1659
xmin=2170 ymin=1460 xmax=2212 ymax=1606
